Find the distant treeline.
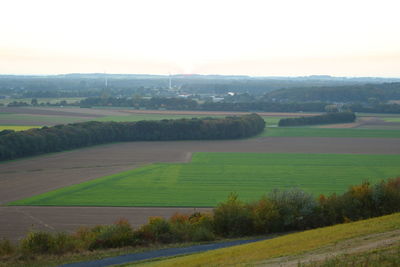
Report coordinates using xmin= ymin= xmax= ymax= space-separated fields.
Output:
xmin=0 ymin=114 xmax=265 ymax=161
xmin=80 ymin=97 xmax=328 ymax=112
xmin=278 ymin=112 xmax=356 ymax=127
xmin=263 ymin=82 xmax=400 ymax=103
xmin=80 ymin=97 xmax=198 ymax=110
xmin=79 ymin=96 xmax=400 ymax=113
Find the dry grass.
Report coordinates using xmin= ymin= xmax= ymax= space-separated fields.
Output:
xmin=136 ymin=213 xmax=400 ymax=267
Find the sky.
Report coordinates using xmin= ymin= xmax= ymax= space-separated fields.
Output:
xmin=1 ymin=0 xmax=400 ymax=77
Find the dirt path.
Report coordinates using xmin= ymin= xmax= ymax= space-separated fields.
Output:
xmin=259 ymin=229 xmax=400 ymax=266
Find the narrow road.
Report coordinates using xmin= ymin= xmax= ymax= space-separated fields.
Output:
xmin=60 ymin=237 xmax=269 ymax=267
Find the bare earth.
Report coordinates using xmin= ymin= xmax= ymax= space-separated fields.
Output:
xmin=2 ymin=137 xmax=400 ymax=241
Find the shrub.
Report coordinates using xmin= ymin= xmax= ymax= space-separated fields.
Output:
xmin=191 ymin=225 xmax=215 ymax=242
xmin=269 ymin=188 xmax=318 ymax=231
xmin=89 ymin=219 xmax=134 ymax=249
xmin=342 ymin=181 xmax=374 ymax=220
xmin=20 ymin=231 xmax=54 ymax=254
xmin=139 ymin=217 xmax=173 ymax=243
xmin=169 ymin=213 xmax=193 ymax=242
xmin=248 ymin=197 xmax=280 ymax=234
xmin=213 ymin=193 xmax=253 ymax=237
xmin=316 ymin=193 xmax=346 ymax=226
xmin=50 ymin=232 xmax=77 ymax=254
xmin=372 ymin=177 xmax=400 ymax=215
xmin=0 ymin=239 xmax=15 ymax=256
xmin=74 ymin=226 xmax=98 ymax=250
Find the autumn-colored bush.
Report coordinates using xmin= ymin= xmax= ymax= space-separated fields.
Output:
xmin=248 ymin=197 xmax=280 ymax=234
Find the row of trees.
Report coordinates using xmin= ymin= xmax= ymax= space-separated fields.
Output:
xmin=80 ymin=96 xmax=400 ymax=114
xmin=80 ymin=97 xmax=198 ymax=110
xmin=2 ymin=177 xmax=399 ymax=257
xmin=0 ymin=114 xmax=265 ymax=161
xmin=80 ymin=96 xmax=329 ymax=112
xmin=278 ymin=112 xmax=356 ymax=127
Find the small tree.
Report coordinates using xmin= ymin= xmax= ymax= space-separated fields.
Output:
xmin=213 ymin=193 xmax=253 ymax=237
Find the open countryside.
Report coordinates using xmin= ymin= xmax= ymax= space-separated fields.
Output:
xmin=2 ymin=1 xmax=400 ymax=265
xmin=9 ymin=152 xmax=400 ymax=207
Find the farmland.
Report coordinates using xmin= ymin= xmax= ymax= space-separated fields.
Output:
xmin=2 ymin=106 xmax=400 ymax=242
xmin=9 ymin=152 xmax=400 ymax=207
xmin=261 ymin=127 xmax=400 ymax=138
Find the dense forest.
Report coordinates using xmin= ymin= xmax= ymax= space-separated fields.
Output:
xmin=0 ymin=114 xmax=265 ymax=161
xmin=278 ymin=112 xmax=356 ymax=127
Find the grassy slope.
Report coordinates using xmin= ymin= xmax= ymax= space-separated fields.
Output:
xmin=9 ymin=153 xmax=400 ymax=207
xmin=137 ymin=213 xmax=400 ymax=267
xmin=261 ymin=127 xmax=400 ymax=138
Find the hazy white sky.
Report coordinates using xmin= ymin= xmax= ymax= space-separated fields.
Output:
xmin=1 ymin=0 xmax=400 ymax=76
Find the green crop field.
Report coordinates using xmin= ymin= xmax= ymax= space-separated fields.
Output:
xmin=261 ymin=127 xmax=400 ymax=138
xmin=0 ymin=125 xmax=41 ymax=131
xmin=9 ymin=153 xmax=400 ymax=207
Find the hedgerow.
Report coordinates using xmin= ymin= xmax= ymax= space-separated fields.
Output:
xmin=1 ymin=177 xmax=399 ymax=260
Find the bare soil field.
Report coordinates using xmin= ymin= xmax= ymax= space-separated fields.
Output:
xmin=1 ymin=106 xmax=318 ymax=118
xmin=0 ymin=206 xmax=211 ymax=242
xmin=2 ymin=137 xmax=400 ymax=241
xmin=0 ymin=107 xmax=105 ymax=118
xmin=316 ymin=116 xmax=400 ymax=130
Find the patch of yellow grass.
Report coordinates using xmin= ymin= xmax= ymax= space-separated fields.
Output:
xmin=138 ymin=213 xmax=400 ymax=267
xmin=0 ymin=125 xmax=41 ymax=131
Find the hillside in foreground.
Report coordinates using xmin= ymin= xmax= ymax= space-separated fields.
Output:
xmin=137 ymin=212 xmax=400 ymax=266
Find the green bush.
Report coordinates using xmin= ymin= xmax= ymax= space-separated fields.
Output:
xmin=0 ymin=239 xmax=15 ymax=256
xmin=372 ymin=177 xmax=400 ymax=215
xmin=269 ymin=188 xmax=318 ymax=231
xmin=89 ymin=219 xmax=134 ymax=249
xmin=139 ymin=217 xmax=173 ymax=243
xmin=21 ymin=231 xmax=54 ymax=254
xmin=213 ymin=193 xmax=253 ymax=237
xmin=50 ymin=232 xmax=77 ymax=254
